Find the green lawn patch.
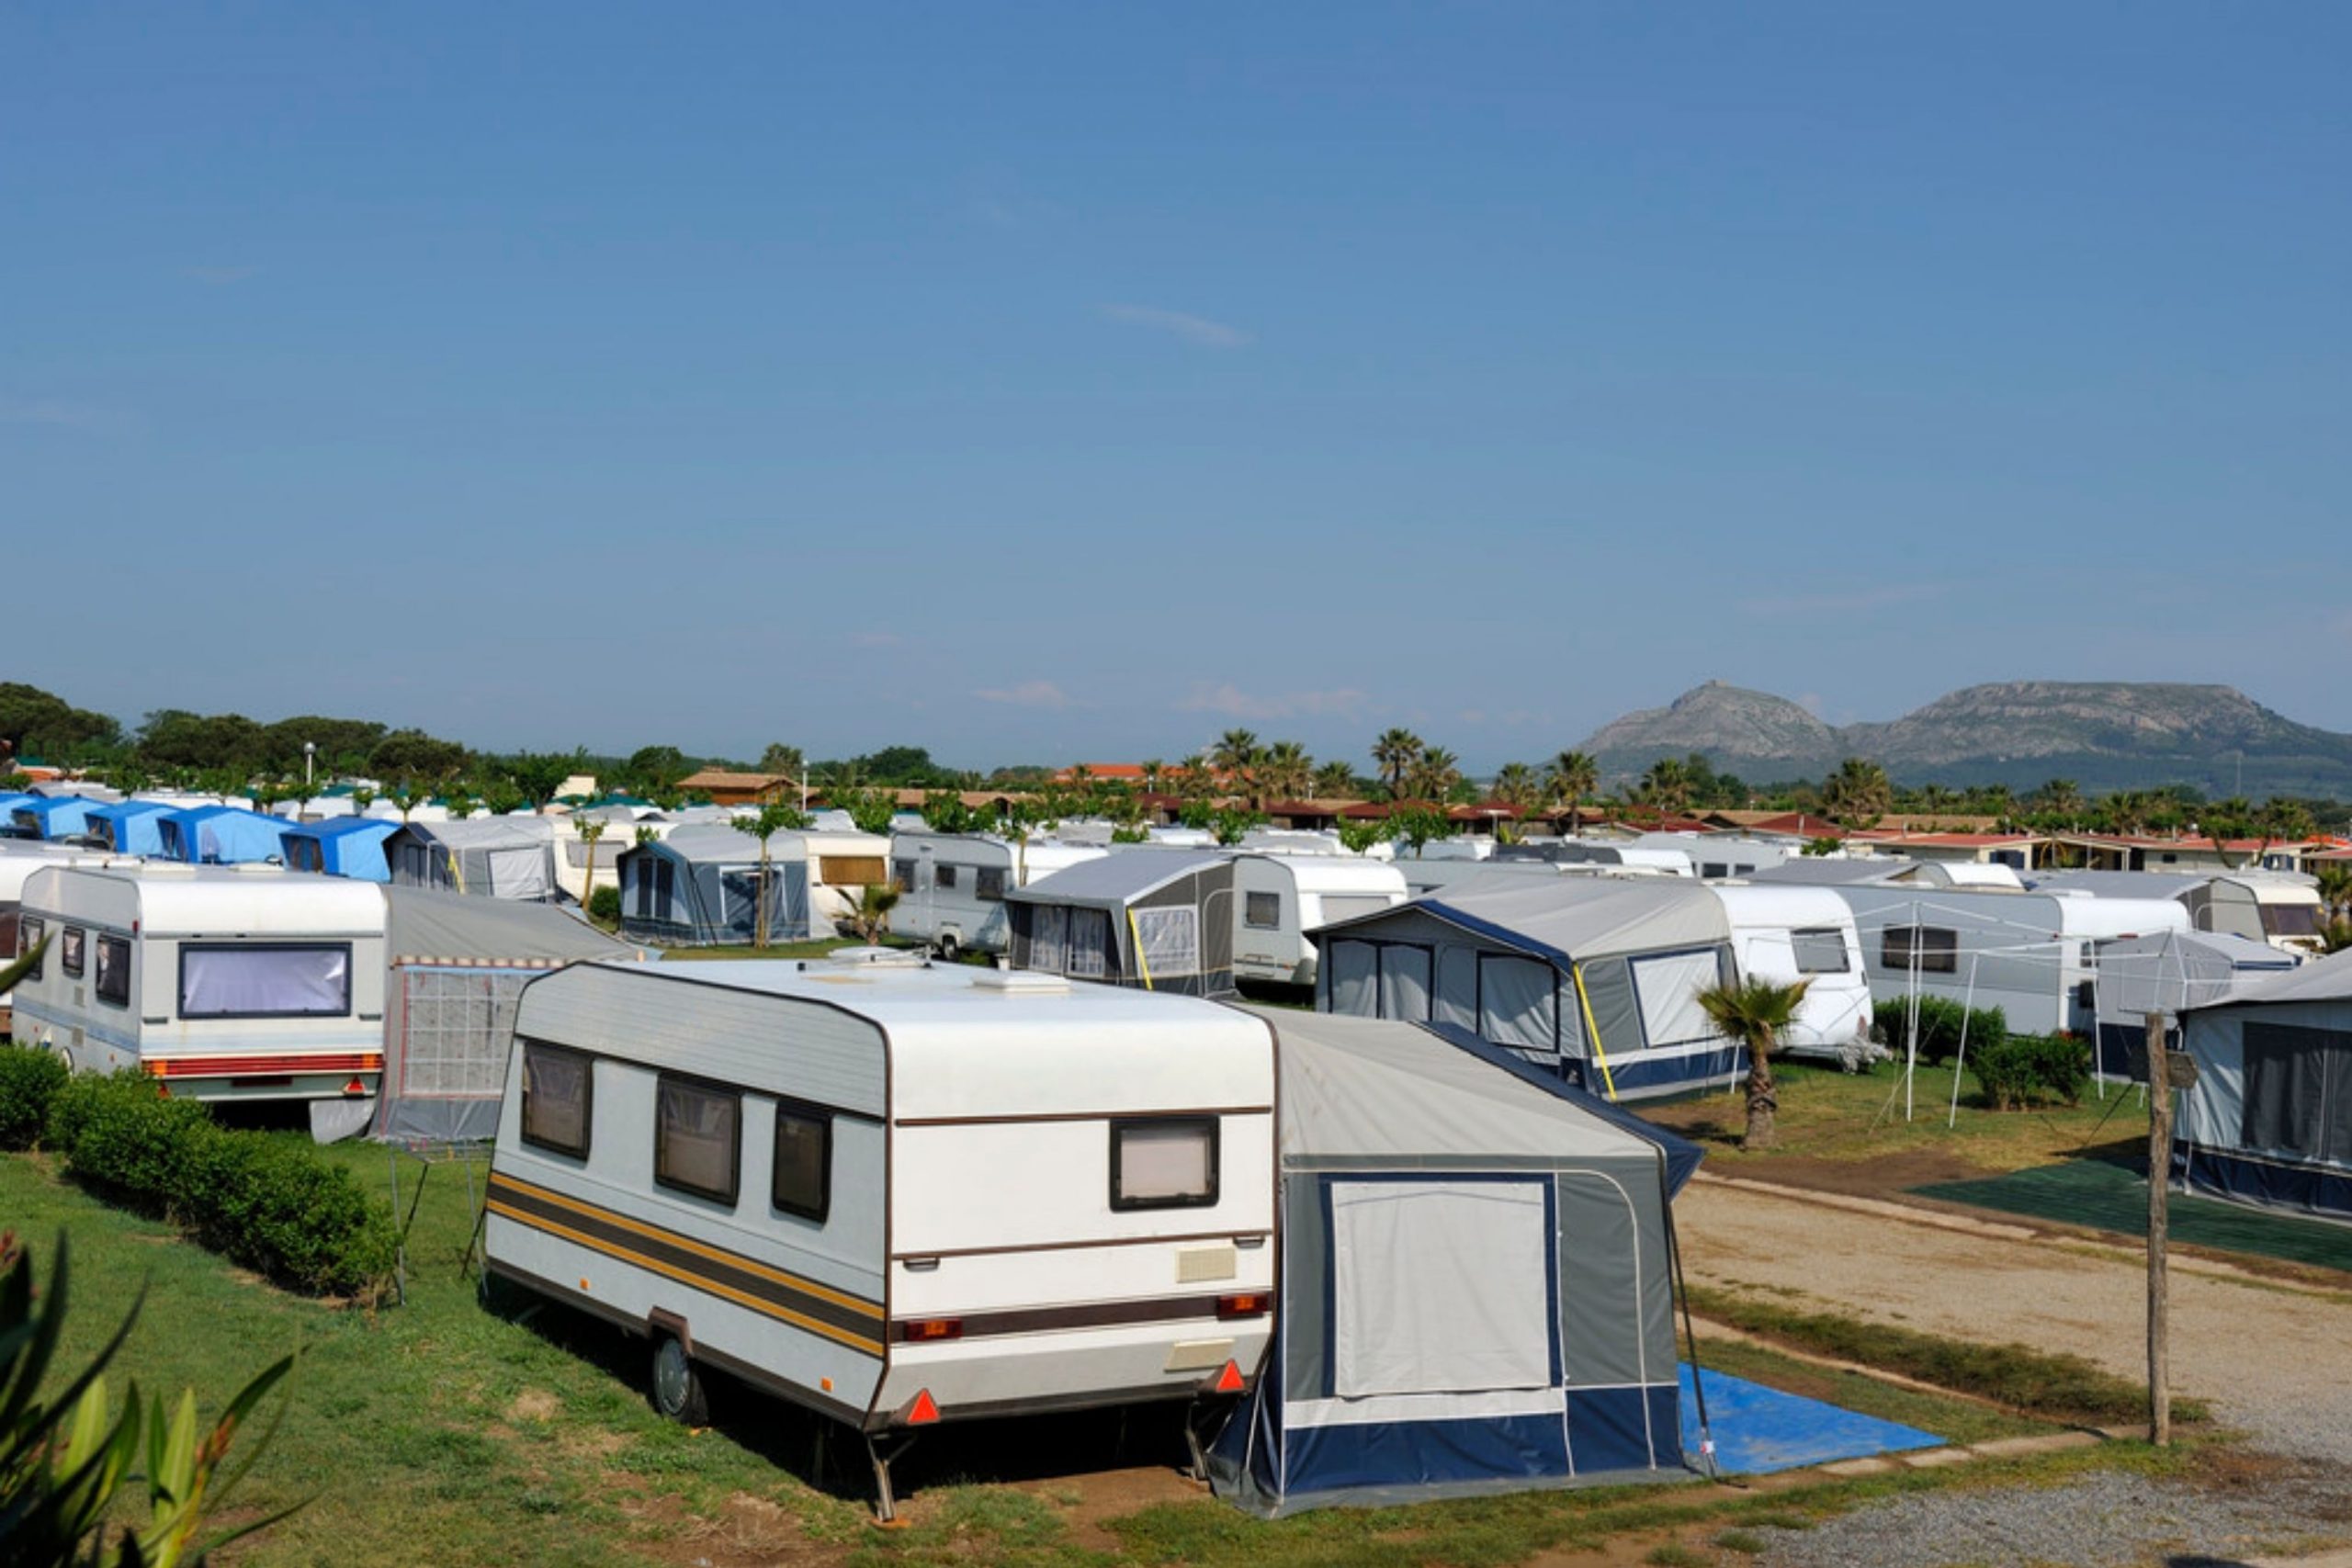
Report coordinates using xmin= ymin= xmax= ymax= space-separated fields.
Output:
xmin=1686 ymin=1283 xmax=2208 ymax=1427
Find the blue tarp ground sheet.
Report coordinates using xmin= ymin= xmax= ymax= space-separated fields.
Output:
xmin=1678 ymin=1366 xmax=1940 ymax=1475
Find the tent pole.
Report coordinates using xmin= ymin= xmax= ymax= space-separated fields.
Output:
xmin=1949 ymin=953 xmax=1980 ymax=1129
xmin=1662 ymin=1191 xmax=1717 ymax=1479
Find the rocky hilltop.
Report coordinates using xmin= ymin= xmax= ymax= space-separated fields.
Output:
xmin=1581 ymin=681 xmax=2352 ymax=796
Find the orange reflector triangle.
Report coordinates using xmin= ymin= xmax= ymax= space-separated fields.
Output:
xmin=906 ymin=1389 xmax=940 ymax=1425
xmin=1214 ymin=1360 xmax=1245 ymax=1394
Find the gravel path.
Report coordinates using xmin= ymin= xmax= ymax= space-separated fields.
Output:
xmin=1677 ymin=1179 xmax=2352 ymax=1463
xmin=1674 ymin=1179 xmax=2352 ymax=1566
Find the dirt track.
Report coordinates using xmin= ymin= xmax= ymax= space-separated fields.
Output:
xmin=1674 ymin=1176 xmax=2352 ymax=1463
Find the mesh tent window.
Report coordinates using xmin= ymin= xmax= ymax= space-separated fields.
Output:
xmin=1134 ymin=907 xmax=1200 ymax=978
xmin=398 ymin=968 xmax=536 ymax=1100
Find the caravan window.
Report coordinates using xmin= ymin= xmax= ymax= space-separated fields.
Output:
xmin=772 ymin=1100 xmax=831 ymax=1222
xmin=2260 ymin=904 xmax=2321 ymax=939
xmin=93 ymin=936 xmax=130 ymax=1008
xmin=892 ymin=857 xmax=918 ymax=891
xmin=519 ymin=1043 xmax=594 ymax=1158
xmin=933 ymin=863 xmax=958 ymax=891
xmin=18 ymin=918 xmax=42 ymax=981
xmin=1883 ymin=925 xmax=1958 ymax=975
xmin=1702 ymin=863 xmax=1728 ymax=879
xmin=177 ymin=945 xmax=351 ymax=1019
xmin=1110 ymin=1116 xmax=1218 ymax=1211
xmin=1792 ymin=927 xmax=1850 ymax=975
xmin=975 ymin=865 xmax=1006 ymax=902
xmin=61 ymin=926 xmax=85 ymax=977
xmin=655 ymin=1075 xmax=741 ymax=1205
xmin=1244 ymin=891 xmax=1281 ymax=930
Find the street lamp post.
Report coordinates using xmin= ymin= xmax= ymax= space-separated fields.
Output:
xmin=303 ymin=741 xmax=315 ymax=787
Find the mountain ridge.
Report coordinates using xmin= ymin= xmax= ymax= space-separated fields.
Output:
xmin=1578 ymin=681 xmax=2352 ymax=796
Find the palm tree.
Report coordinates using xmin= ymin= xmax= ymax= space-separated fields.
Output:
xmin=1211 ymin=729 xmax=1261 ymax=783
xmin=573 ymin=812 xmax=609 ymax=903
xmin=2314 ymin=863 xmax=2352 ymax=926
xmin=1371 ymin=728 xmax=1423 ymax=798
xmin=2031 ymin=778 xmax=2085 ymax=823
xmin=1546 ymin=750 xmax=1598 ymax=833
xmin=1311 ymin=761 xmax=1356 ymax=798
xmin=837 ymin=881 xmax=902 ymax=944
xmin=1256 ymin=740 xmax=1313 ymax=804
xmin=1139 ymin=759 xmax=1168 ymax=794
xmin=732 ymin=803 xmax=813 ymax=948
xmin=1637 ymin=758 xmax=1691 ymax=818
xmin=1821 ymin=758 xmax=1892 ymax=828
xmin=1403 ymin=747 xmax=1462 ymax=804
xmin=1694 ymin=976 xmax=1813 ymax=1150
xmin=1490 ymin=761 xmax=1542 ymax=813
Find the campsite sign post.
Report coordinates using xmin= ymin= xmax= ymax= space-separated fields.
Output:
xmin=2144 ymin=1010 xmax=2171 ymax=1447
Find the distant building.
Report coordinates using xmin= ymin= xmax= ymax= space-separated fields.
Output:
xmin=675 ymin=769 xmax=795 ymax=807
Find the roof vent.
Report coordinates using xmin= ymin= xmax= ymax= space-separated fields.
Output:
xmin=969 ymin=969 xmax=1071 ymax=995
xmin=820 ymin=946 xmax=927 ymax=969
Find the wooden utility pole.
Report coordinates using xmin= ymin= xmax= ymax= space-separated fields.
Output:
xmin=2145 ymin=1010 xmax=2171 ymax=1447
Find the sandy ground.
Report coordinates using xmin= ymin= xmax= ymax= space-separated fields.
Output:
xmin=1674 ymin=1176 xmax=2352 ymax=1464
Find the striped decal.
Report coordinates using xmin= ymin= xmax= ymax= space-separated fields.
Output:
xmin=485 ymin=1171 xmax=887 ymax=1358
xmin=890 ymin=1292 xmax=1263 ymax=1342
xmin=142 ymin=1052 xmax=383 ymax=1078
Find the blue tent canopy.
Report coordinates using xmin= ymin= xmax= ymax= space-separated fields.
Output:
xmin=10 ymin=795 xmax=104 ymax=841
xmin=282 ymin=817 xmax=400 ymax=881
xmin=0 ymin=792 xmax=35 ymax=832
xmin=88 ymin=800 xmax=176 ymax=855
xmin=157 ymin=806 xmax=291 ymax=864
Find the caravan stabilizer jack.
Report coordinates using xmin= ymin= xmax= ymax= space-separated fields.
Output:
xmin=865 ymin=1432 xmax=920 ymax=1524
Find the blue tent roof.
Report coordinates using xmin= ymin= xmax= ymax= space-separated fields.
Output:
xmin=157 ymin=806 xmax=290 ymax=864
xmin=88 ymin=799 xmax=176 ymax=855
xmin=281 ymin=817 xmax=400 ymax=881
xmin=9 ymin=795 xmax=104 ymax=840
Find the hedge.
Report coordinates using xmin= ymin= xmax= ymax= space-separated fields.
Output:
xmin=0 ymin=1044 xmax=71 ymax=1150
xmin=1969 ymin=1032 xmax=2091 ymax=1111
xmin=1882 ymin=995 xmax=2007 ymax=1066
xmin=42 ymin=1071 xmax=398 ymax=1299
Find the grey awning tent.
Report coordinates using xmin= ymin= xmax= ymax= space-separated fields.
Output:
xmin=1208 ymin=1005 xmax=1699 ymax=1516
xmin=1311 ymin=879 xmax=1740 ymax=1100
xmin=2175 ymin=949 xmax=2352 ymax=1223
xmin=384 ymin=819 xmax=560 ymax=902
xmin=372 ymin=887 xmax=644 ymax=1145
xmin=1006 ymin=849 xmax=1237 ymax=996
xmin=2092 ymin=930 xmax=2296 ymax=1083
xmin=615 ymin=825 xmax=813 ymax=946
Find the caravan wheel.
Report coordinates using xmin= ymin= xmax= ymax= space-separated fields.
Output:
xmin=650 ymin=1336 xmax=709 ymax=1427
xmin=933 ymin=933 xmax=960 ymax=963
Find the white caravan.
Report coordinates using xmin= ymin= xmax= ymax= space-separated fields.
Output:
xmin=886 ymin=831 xmax=1109 ymax=958
xmin=12 ymin=864 xmax=388 ymax=1102
xmin=1707 ymin=886 xmax=1875 ymax=1062
xmin=484 ymin=959 xmax=1276 ymax=1517
xmin=1231 ymin=853 xmax=1407 ymax=987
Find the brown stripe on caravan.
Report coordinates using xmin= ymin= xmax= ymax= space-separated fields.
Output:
xmin=890 ymin=1292 xmax=1261 ymax=1341
xmin=891 ymin=1105 xmax=1272 ymax=1128
xmin=891 ymin=1228 xmax=1270 ymax=1262
xmin=486 ymin=1171 xmax=886 ymax=1356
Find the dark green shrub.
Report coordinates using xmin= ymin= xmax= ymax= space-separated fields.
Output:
xmin=46 ymin=1071 xmax=396 ymax=1297
xmin=588 ymin=885 xmax=622 ymax=925
xmin=0 ymin=1044 xmax=71 ymax=1149
xmin=1970 ymin=1032 xmax=2090 ymax=1111
xmin=1883 ymin=995 xmax=2007 ymax=1065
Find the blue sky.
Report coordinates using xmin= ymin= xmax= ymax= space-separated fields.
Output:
xmin=6 ymin=4 xmax=2347 ymax=772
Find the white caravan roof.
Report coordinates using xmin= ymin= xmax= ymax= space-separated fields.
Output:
xmin=23 ymin=863 xmax=388 ymax=938
xmin=1236 ymin=854 xmax=1407 ymax=897
xmin=1708 ymin=885 xmax=1858 ymax=932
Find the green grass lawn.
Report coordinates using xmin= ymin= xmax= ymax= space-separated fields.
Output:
xmin=6 ymin=1133 xmax=2195 ymax=1568
xmin=1642 ymin=1058 xmax=2148 ymax=1177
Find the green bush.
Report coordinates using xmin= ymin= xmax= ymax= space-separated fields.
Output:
xmin=1970 ymin=1032 xmax=2090 ymax=1111
xmin=588 ymin=885 xmax=622 ymax=925
xmin=45 ymin=1072 xmax=397 ymax=1298
xmin=0 ymin=1044 xmax=71 ymax=1149
xmin=1883 ymin=995 xmax=2007 ymax=1065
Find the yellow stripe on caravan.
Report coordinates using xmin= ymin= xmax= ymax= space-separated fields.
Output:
xmin=485 ymin=1199 xmax=887 ymax=1358
xmin=491 ymin=1171 xmax=882 ymax=1321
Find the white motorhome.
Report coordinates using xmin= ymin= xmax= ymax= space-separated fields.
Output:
xmin=1707 ymin=886 xmax=1875 ymax=1062
xmin=1232 ymin=854 xmax=1406 ymax=987
xmin=2031 ymin=870 xmax=2327 ymax=958
xmin=886 ymin=831 xmax=1109 ymax=958
xmin=483 ymin=959 xmax=1276 ymax=1517
xmin=11 ymin=864 xmax=388 ymax=1102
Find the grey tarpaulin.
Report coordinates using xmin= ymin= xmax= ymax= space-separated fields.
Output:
xmin=384 ymin=819 xmax=561 ymax=903
xmin=2174 ymin=949 xmax=2352 ymax=1223
xmin=615 ymin=825 xmax=816 ymax=946
xmin=372 ymin=886 xmax=644 ymax=1145
xmin=1007 ymin=849 xmax=1237 ymax=996
xmin=2092 ymin=930 xmax=2295 ymax=1083
xmin=1206 ymin=1006 xmax=1698 ymax=1517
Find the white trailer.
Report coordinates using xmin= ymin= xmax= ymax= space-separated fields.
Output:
xmin=1707 ymin=886 xmax=1875 ymax=1062
xmin=483 ymin=959 xmax=1276 ymax=1517
xmin=1231 ymin=853 xmax=1406 ymax=987
xmin=886 ymin=831 xmax=1108 ymax=958
xmin=11 ymin=863 xmax=390 ymax=1102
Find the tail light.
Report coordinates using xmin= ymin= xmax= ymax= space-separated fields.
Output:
xmin=1216 ymin=1292 xmax=1270 ymax=1319
xmin=900 ymin=1317 xmax=962 ymax=1342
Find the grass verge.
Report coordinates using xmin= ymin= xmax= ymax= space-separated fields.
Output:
xmin=1687 ymin=1283 xmax=2209 ymax=1427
